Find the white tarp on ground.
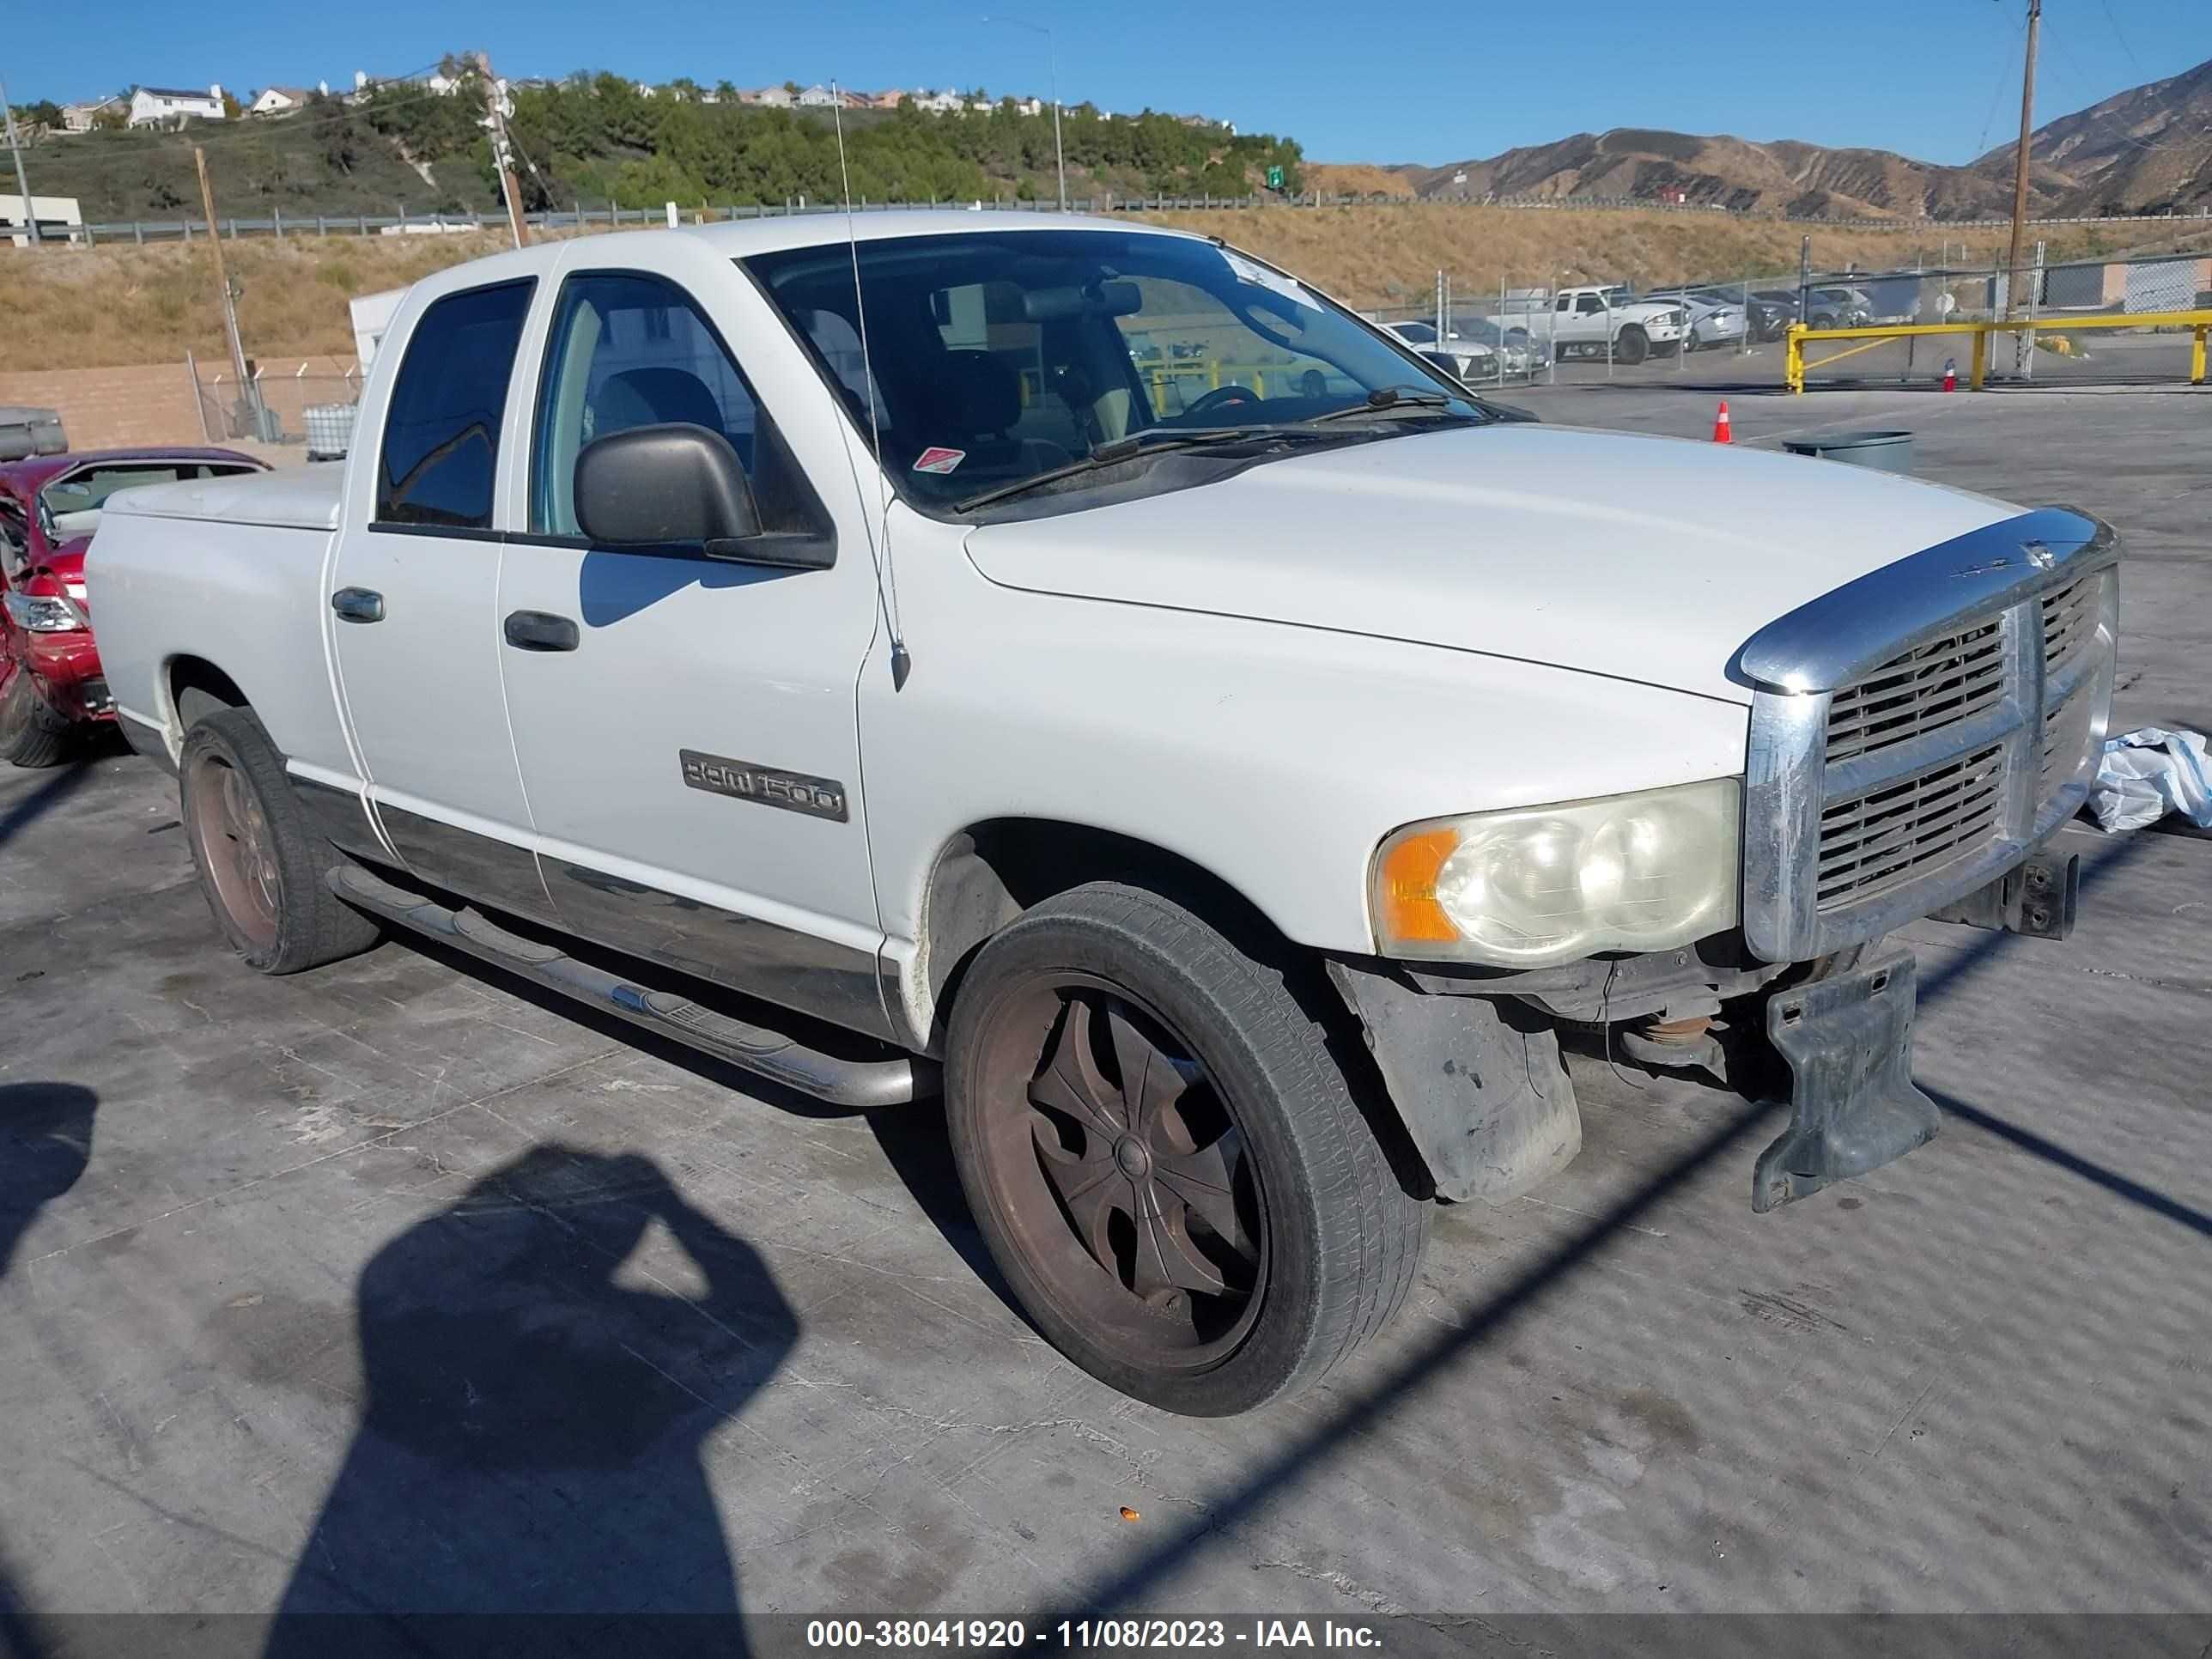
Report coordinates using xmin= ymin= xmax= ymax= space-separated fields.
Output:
xmin=2090 ymin=727 xmax=2212 ymax=834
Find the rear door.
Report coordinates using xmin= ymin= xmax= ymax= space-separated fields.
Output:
xmin=326 ymin=275 xmax=556 ymax=920
xmin=492 ymin=252 xmax=891 ymax=1037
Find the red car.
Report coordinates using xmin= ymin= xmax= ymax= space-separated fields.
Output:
xmin=0 ymin=447 xmax=265 ymax=766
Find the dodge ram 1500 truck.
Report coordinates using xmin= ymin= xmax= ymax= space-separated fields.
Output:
xmin=88 ymin=214 xmax=2120 ymax=1415
xmin=1491 ymin=284 xmax=1688 ymax=364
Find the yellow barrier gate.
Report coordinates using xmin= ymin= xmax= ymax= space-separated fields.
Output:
xmin=1785 ymin=313 xmax=2212 ymax=393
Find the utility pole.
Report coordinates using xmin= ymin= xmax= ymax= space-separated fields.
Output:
xmin=193 ymin=147 xmax=251 ymax=388
xmin=2003 ymin=0 xmax=2043 ymax=319
xmin=476 ymin=52 xmax=528 ymax=249
xmin=0 ymin=75 xmax=40 ymax=245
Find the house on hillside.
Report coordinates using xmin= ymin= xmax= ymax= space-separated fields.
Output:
xmin=248 ymin=86 xmax=316 ymax=116
xmin=742 ymin=86 xmax=794 ymax=107
xmin=795 ymin=84 xmax=837 ymax=107
xmin=869 ymin=89 xmax=908 ymax=109
xmin=126 ymin=85 xmax=226 ymax=127
xmin=59 ymin=96 xmax=125 ymax=131
xmin=912 ymin=89 xmax=964 ymax=114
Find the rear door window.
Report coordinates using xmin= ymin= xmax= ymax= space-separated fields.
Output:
xmin=376 ymin=279 xmax=535 ymax=529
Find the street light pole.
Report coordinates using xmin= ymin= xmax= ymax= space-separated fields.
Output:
xmin=982 ymin=15 xmax=1065 ymax=210
xmin=0 ymin=75 xmax=41 ymax=246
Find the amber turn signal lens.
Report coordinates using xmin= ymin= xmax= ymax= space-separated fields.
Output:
xmin=1375 ymin=826 xmax=1463 ymax=945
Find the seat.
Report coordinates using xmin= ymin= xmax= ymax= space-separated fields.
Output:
xmin=592 ymin=367 xmax=726 ymax=441
xmin=915 ymin=351 xmax=1072 ymax=476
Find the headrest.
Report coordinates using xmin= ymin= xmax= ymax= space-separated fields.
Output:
xmin=920 ymin=350 xmax=1020 ymax=439
xmin=596 ymin=367 xmax=725 ymax=437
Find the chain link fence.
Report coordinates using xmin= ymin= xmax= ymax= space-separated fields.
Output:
xmin=1354 ymin=250 xmax=2210 ymax=392
xmin=189 ymin=362 xmax=362 ymax=455
xmin=1364 ymin=274 xmax=1784 ymax=387
xmin=1790 ymin=251 xmax=2212 ymax=389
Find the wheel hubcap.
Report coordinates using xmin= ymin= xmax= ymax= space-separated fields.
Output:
xmin=978 ymin=978 xmax=1266 ymax=1367
xmin=190 ymin=754 xmax=280 ymax=950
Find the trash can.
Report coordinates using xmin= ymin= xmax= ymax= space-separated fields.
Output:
xmin=1782 ymin=429 xmax=1912 ymax=474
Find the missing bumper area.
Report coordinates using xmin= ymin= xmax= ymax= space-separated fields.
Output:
xmin=1751 ymin=946 xmax=1941 ymax=1212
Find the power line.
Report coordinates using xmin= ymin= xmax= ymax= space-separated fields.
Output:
xmin=2027 ymin=21 xmax=2209 ymax=157
xmin=1976 ymin=9 xmax=2029 ymax=158
xmin=2094 ymin=0 xmax=2145 ymax=81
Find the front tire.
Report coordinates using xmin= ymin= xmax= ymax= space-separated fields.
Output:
xmin=0 ymin=665 xmax=73 ymax=768
xmin=1614 ymin=325 xmax=1650 ymax=365
xmin=179 ymin=707 xmax=380 ymax=975
xmin=944 ymin=882 xmax=1426 ymax=1415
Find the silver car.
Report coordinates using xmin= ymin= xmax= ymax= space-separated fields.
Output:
xmin=1647 ymin=290 xmax=1748 ymax=350
xmin=1382 ymin=320 xmax=1502 ymax=381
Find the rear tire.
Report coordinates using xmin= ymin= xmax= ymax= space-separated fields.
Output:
xmin=179 ymin=707 xmax=380 ymax=975
xmin=0 ymin=666 xmax=73 ymax=769
xmin=944 ymin=882 xmax=1427 ymax=1415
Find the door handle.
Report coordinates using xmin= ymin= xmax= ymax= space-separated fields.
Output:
xmin=503 ymin=610 xmax=580 ymax=653
xmin=331 ymin=586 xmax=385 ymax=623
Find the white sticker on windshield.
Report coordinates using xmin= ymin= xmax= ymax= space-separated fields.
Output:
xmin=1223 ymin=250 xmax=1322 ymax=313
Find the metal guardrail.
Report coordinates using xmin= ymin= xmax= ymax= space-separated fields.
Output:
xmin=21 ymin=197 xmax=2212 ymax=247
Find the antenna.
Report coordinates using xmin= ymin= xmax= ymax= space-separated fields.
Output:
xmin=831 ymin=84 xmax=911 ymax=689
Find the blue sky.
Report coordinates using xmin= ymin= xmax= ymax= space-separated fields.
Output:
xmin=11 ymin=0 xmax=2205 ymax=166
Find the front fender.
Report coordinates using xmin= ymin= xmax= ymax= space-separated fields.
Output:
xmin=861 ymin=552 xmax=1751 ymax=970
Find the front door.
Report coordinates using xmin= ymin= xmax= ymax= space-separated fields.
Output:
xmin=326 ymin=276 xmax=555 ymax=921
xmin=494 ymin=263 xmax=890 ymax=1036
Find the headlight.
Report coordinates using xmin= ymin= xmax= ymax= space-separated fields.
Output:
xmin=1371 ymin=778 xmax=1741 ymax=966
xmin=3 ymin=589 xmax=88 ymax=633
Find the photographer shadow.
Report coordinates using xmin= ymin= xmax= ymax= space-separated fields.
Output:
xmin=1 ymin=1083 xmax=99 ymax=1659
xmin=268 ymin=1144 xmax=797 ymax=1653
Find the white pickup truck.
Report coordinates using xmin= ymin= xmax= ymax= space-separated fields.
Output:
xmin=89 ymin=214 xmax=2119 ymax=1414
xmin=1493 ymin=283 xmax=1688 ymax=364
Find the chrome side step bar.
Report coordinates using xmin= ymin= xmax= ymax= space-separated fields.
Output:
xmin=329 ymin=863 xmax=933 ymax=1109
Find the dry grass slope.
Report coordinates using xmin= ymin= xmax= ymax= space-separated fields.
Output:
xmin=0 ymin=206 xmax=2191 ymax=373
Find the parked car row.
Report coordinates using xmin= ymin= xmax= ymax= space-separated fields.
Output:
xmin=1378 ymin=319 xmax=1546 ymax=380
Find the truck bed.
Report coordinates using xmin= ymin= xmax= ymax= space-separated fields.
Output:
xmin=107 ymin=461 xmax=345 ymax=532
xmin=87 ymin=465 xmax=352 ymax=777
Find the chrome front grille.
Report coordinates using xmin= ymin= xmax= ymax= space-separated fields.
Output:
xmin=1816 ymin=744 xmax=2005 ymax=911
xmin=1740 ymin=508 xmax=2121 ymax=963
xmin=2040 ymin=683 xmax=2100 ymax=798
xmin=2041 ymin=574 xmax=2098 ymax=679
xmin=1823 ymin=620 xmax=2006 ymax=764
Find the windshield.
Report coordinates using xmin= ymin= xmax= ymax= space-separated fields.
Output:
xmin=744 ymin=229 xmax=1478 ymax=513
xmin=40 ymin=461 xmax=256 ymax=541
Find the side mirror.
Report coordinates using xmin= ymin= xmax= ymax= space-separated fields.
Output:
xmin=575 ymin=422 xmax=762 ymax=551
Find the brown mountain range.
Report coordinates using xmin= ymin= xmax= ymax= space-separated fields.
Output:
xmin=1376 ymin=54 xmax=2212 ymax=222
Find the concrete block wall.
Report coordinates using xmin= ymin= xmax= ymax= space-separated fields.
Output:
xmin=0 ymin=356 xmax=350 ymax=451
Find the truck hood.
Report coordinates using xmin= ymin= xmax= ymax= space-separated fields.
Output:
xmin=963 ymin=424 xmax=2019 ymax=706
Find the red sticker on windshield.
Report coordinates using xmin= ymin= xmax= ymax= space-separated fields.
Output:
xmin=912 ymin=447 xmax=966 ymax=475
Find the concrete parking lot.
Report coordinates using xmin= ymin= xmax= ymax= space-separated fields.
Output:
xmin=3 ymin=386 xmax=2209 ymax=1645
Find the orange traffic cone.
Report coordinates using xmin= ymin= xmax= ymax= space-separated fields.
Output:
xmin=1712 ymin=401 xmax=1734 ymax=443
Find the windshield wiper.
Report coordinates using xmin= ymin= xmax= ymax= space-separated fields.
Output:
xmin=951 ymin=425 xmax=1338 ymax=513
xmin=1298 ymin=386 xmax=1472 ymax=426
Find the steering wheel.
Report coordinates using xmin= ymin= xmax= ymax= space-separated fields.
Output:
xmin=1183 ymin=385 xmax=1261 ymax=418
